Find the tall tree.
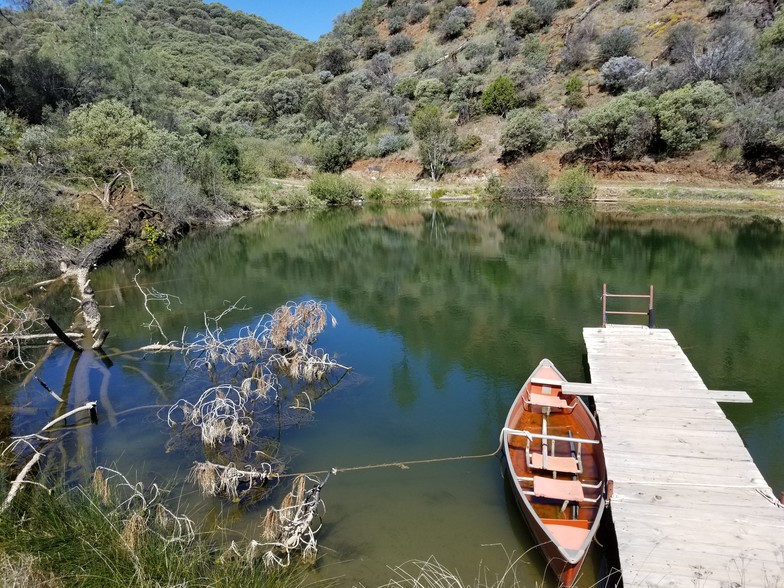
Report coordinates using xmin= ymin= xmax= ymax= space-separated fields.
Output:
xmin=411 ymin=104 xmax=456 ymax=181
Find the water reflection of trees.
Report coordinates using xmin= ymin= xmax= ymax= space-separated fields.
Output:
xmin=89 ymin=205 xmax=784 ymax=431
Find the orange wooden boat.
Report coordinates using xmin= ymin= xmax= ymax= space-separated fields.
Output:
xmin=501 ymin=359 xmax=606 ymax=587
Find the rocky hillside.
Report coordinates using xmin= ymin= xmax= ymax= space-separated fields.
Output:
xmin=311 ymin=0 xmax=784 ymax=185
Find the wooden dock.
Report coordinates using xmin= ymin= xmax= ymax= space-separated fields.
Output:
xmin=562 ymin=325 xmax=784 ymax=587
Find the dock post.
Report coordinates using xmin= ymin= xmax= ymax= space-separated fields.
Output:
xmin=647 ymin=284 xmax=655 ymax=328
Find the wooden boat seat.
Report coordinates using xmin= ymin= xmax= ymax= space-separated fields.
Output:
xmin=533 ymin=476 xmax=585 ymax=501
xmin=528 ymin=392 xmax=569 ymax=408
xmin=528 ymin=452 xmax=580 ymax=474
xmin=530 ymin=377 xmax=563 ymax=387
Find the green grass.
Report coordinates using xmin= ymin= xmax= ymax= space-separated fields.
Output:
xmin=0 ymin=475 xmax=304 ymax=588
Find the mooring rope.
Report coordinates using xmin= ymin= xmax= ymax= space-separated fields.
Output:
xmin=276 ymin=439 xmax=505 ymax=479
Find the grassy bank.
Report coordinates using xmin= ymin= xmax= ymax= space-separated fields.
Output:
xmin=0 ymin=471 xmax=303 ymax=588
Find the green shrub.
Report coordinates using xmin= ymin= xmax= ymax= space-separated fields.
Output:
xmin=50 ymin=205 xmax=109 ymax=247
xmin=554 ymin=165 xmax=595 ymax=202
xmin=394 ymin=77 xmax=419 ymax=99
xmin=568 ymin=91 xmax=656 ymax=160
xmin=597 ymin=26 xmax=638 ymax=64
xmin=366 ymin=185 xmax=389 ymax=201
xmin=457 ymin=134 xmax=482 ymax=152
xmin=309 ymin=173 xmax=363 ymax=205
xmin=655 ymin=81 xmax=731 ymax=155
xmin=481 ymin=75 xmax=519 ymax=116
xmin=500 ymin=109 xmax=552 ymax=158
xmin=415 ymin=78 xmax=448 ymax=102
xmin=265 ymin=153 xmax=294 ymax=178
xmin=510 ymin=6 xmax=543 ymax=37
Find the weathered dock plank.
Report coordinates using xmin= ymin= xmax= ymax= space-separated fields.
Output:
xmin=579 ymin=325 xmax=784 ymax=587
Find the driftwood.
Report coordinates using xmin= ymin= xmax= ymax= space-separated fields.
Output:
xmin=0 ymin=451 xmax=43 ymax=515
xmin=1 ymin=401 xmax=99 ymax=513
xmin=2 ymin=332 xmax=84 ymax=342
xmin=41 ymin=401 xmax=97 ymax=431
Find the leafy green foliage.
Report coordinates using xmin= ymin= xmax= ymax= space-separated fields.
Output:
xmin=309 ymin=172 xmax=362 ymax=205
xmin=65 ymin=99 xmax=188 ymax=183
xmin=655 ymin=81 xmax=730 ymax=154
xmin=510 ymin=6 xmax=544 ymax=38
xmin=50 ymin=204 xmax=109 ymax=247
xmin=569 ymin=91 xmax=656 ymax=160
xmin=500 ymin=109 xmax=552 ymax=158
xmin=597 ymin=26 xmax=639 ymax=64
xmin=555 ymin=165 xmax=595 ymax=201
xmin=481 ymin=75 xmax=518 ymax=116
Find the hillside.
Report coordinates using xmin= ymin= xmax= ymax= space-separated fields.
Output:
xmin=0 ymin=0 xmax=783 ymax=274
xmin=308 ymin=0 xmax=784 ymax=186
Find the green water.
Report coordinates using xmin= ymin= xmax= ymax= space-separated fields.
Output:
xmin=4 ymin=204 xmax=784 ymax=586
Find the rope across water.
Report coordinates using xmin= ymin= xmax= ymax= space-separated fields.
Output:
xmin=276 ymin=439 xmax=504 ymax=479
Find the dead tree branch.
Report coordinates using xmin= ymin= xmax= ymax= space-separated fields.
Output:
xmin=133 ymin=269 xmax=181 ymax=339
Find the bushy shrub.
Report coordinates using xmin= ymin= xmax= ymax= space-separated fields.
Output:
xmin=497 ymin=0 xmax=517 ymax=5
xmin=318 ymin=41 xmax=352 ymax=75
xmin=414 ymin=78 xmax=448 ymax=102
xmin=387 ymin=33 xmax=414 ymax=55
xmin=664 ymin=21 xmax=699 ymax=64
xmin=597 ymin=26 xmax=638 ymax=64
xmin=264 ymin=153 xmax=294 ymax=179
xmin=500 ymin=109 xmax=552 ymax=158
xmin=655 ymin=81 xmax=730 ymax=154
xmin=554 ymin=165 xmax=595 ymax=202
xmin=140 ymin=159 xmax=217 ymax=222
xmin=564 ymin=75 xmax=586 ymax=109
xmin=394 ymin=77 xmax=419 ymax=98
xmin=529 ymin=0 xmax=558 ymax=26
xmin=502 ymin=160 xmax=551 ymax=200
xmin=481 ymin=75 xmax=519 ymax=116
xmin=309 ymin=173 xmax=363 ymax=205
xmin=439 ymin=6 xmax=474 ymax=40
xmin=616 ymin=0 xmax=638 ymax=12
xmin=408 ymin=4 xmax=430 ymax=24
xmin=369 ymin=133 xmax=412 ymax=156
xmin=723 ymin=89 xmax=784 ymax=161
xmin=51 ymin=205 xmax=109 ymax=247
xmin=361 ymin=35 xmax=386 ymax=60
xmin=510 ymin=6 xmax=544 ymax=37
xmin=388 ymin=14 xmax=406 ymax=34
xmin=600 ymin=56 xmax=648 ymax=93
xmin=558 ymin=23 xmax=593 ymax=70
xmin=568 ymin=91 xmax=656 ymax=160
xmin=457 ymin=134 xmax=482 ymax=152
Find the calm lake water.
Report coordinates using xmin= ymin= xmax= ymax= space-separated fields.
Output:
xmin=4 ymin=203 xmax=784 ymax=587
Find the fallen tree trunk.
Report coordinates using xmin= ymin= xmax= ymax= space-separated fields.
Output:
xmin=1 ymin=332 xmax=84 ymax=342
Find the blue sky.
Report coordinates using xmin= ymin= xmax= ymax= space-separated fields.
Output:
xmin=214 ymin=1 xmax=363 ymax=41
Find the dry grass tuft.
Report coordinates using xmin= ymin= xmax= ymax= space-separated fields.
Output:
xmin=0 ymin=552 xmax=62 ymax=588
xmin=121 ymin=512 xmax=148 ymax=553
